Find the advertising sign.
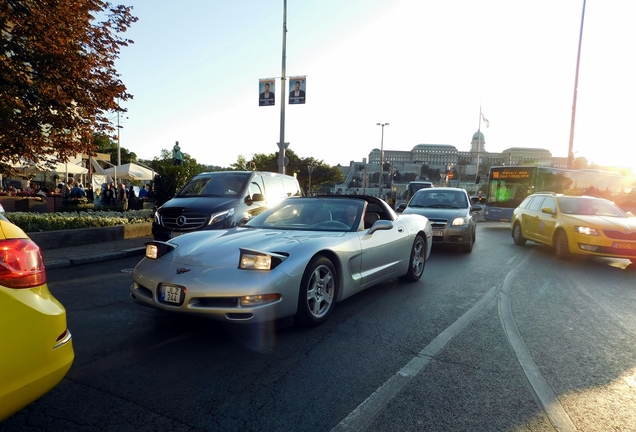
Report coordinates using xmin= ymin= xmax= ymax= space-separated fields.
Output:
xmin=259 ymin=79 xmax=275 ymax=106
xmin=288 ymin=76 xmax=306 ymax=105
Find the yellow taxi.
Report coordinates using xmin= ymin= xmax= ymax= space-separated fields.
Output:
xmin=511 ymin=192 xmax=636 ymax=262
xmin=0 ymin=212 xmax=74 ymax=421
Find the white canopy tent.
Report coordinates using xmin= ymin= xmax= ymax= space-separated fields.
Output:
xmin=104 ymin=163 xmax=155 ymax=181
xmin=19 ymin=162 xmax=88 ymax=175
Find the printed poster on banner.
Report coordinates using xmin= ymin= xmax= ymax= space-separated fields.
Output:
xmin=259 ymin=79 xmax=275 ymax=106
xmin=288 ymin=77 xmax=306 ymax=105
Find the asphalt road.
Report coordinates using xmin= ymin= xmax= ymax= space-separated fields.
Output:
xmin=2 ymin=223 xmax=636 ymax=431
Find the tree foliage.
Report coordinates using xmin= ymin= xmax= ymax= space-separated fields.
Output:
xmin=235 ymin=149 xmax=344 ymax=194
xmin=0 ymin=0 xmax=138 ymax=169
xmin=148 ymin=149 xmax=208 ymax=206
xmin=93 ymin=133 xmax=137 ymax=165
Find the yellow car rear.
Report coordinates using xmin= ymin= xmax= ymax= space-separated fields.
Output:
xmin=0 ymin=216 xmax=74 ymax=422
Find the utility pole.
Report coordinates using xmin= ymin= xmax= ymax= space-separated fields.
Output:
xmin=277 ymin=0 xmax=288 ymax=174
xmin=376 ymin=123 xmax=389 ymax=198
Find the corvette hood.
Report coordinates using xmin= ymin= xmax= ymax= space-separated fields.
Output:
xmin=164 ymin=228 xmax=345 ymax=267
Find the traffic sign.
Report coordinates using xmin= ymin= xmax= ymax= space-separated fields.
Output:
xmin=446 ymin=171 xmax=454 ymax=179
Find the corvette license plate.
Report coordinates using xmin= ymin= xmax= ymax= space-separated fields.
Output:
xmin=432 ymin=230 xmax=444 ymax=237
xmin=160 ymin=285 xmax=181 ymax=304
xmin=614 ymin=242 xmax=636 ymax=250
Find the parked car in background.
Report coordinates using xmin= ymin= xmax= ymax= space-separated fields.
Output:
xmin=132 ymin=195 xmax=433 ymax=327
xmin=0 ymin=213 xmax=74 ymax=421
xmin=470 ymin=195 xmax=486 ymax=211
xmin=152 ymin=171 xmax=301 ymax=241
xmin=402 ymin=187 xmax=480 ymax=253
xmin=396 ymin=180 xmax=435 ymax=210
xmin=511 ymin=192 xmax=636 ymax=263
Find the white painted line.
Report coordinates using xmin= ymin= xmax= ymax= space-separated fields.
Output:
xmin=499 ymin=251 xmax=576 ymax=432
xmin=331 ymin=283 xmax=500 ymax=432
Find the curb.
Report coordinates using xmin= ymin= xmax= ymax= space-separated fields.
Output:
xmin=29 ymin=223 xmax=152 ymax=250
xmin=45 ymin=246 xmax=147 ymax=270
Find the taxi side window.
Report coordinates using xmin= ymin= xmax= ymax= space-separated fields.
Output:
xmin=542 ymin=197 xmax=556 ymax=213
xmin=527 ymin=196 xmax=546 ymax=211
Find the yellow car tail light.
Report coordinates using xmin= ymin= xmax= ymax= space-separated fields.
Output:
xmin=0 ymin=239 xmax=47 ymax=288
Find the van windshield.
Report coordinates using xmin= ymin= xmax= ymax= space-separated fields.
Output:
xmin=177 ymin=173 xmax=250 ymax=197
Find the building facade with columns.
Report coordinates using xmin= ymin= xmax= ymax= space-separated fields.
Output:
xmin=368 ymin=130 xmax=565 ymax=174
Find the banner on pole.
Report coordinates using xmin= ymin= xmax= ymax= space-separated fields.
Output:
xmin=288 ymin=76 xmax=306 ymax=105
xmin=259 ymin=79 xmax=275 ymax=106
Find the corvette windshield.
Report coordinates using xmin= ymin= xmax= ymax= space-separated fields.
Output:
xmin=246 ymin=199 xmax=364 ymax=231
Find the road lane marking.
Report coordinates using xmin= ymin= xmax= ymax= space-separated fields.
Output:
xmin=331 ymin=282 xmax=501 ymax=432
xmin=499 ymin=252 xmax=576 ymax=432
xmin=332 ymin=250 xmax=575 ymax=432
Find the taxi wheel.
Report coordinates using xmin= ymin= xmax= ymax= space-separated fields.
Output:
xmin=512 ymin=223 xmax=526 ymax=245
xmin=296 ymin=256 xmax=337 ymax=327
xmin=554 ymin=230 xmax=572 ymax=260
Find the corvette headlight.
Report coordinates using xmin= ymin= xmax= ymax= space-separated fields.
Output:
xmin=145 ymin=242 xmax=175 ymax=259
xmin=575 ymin=226 xmax=600 ymax=236
xmin=209 ymin=208 xmax=235 ymax=225
xmin=238 ymin=248 xmax=287 ymax=270
xmin=452 ymin=217 xmax=469 ymax=226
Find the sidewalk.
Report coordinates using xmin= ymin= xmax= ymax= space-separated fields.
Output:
xmin=40 ymin=236 xmax=153 ymax=269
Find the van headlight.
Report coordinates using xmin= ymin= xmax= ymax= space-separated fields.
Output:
xmin=208 ymin=208 xmax=235 ymax=225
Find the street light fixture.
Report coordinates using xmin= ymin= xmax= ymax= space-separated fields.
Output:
xmin=376 ymin=122 xmax=389 ymax=198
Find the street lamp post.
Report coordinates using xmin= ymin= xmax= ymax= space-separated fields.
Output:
xmin=376 ymin=123 xmax=389 ymax=198
xmin=307 ymin=165 xmax=314 ymax=196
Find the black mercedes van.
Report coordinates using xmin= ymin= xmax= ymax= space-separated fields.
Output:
xmin=152 ymin=171 xmax=301 ymax=241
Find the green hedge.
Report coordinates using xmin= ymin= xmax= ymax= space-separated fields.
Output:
xmin=4 ymin=209 xmax=154 ymax=232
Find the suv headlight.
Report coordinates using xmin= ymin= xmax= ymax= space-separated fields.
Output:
xmin=208 ymin=208 xmax=235 ymax=225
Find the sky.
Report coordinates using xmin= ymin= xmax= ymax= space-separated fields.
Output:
xmin=112 ymin=0 xmax=636 ymax=173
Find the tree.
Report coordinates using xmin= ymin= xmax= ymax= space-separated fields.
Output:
xmin=234 ymin=150 xmax=343 ymax=194
xmin=0 ymin=1 xmax=138 ymax=170
xmin=93 ymin=133 xmax=137 ymax=165
xmin=149 ymin=149 xmax=208 ymax=206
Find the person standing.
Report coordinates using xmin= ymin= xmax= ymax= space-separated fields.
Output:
xmin=117 ymin=183 xmax=128 ymax=210
xmin=103 ymin=183 xmax=114 ymax=205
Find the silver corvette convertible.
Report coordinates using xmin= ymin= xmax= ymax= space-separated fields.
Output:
xmin=130 ymin=195 xmax=433 ymax=326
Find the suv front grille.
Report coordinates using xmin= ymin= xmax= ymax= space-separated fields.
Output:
xmin=160 ymin=211 xmax=208 ymax=230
